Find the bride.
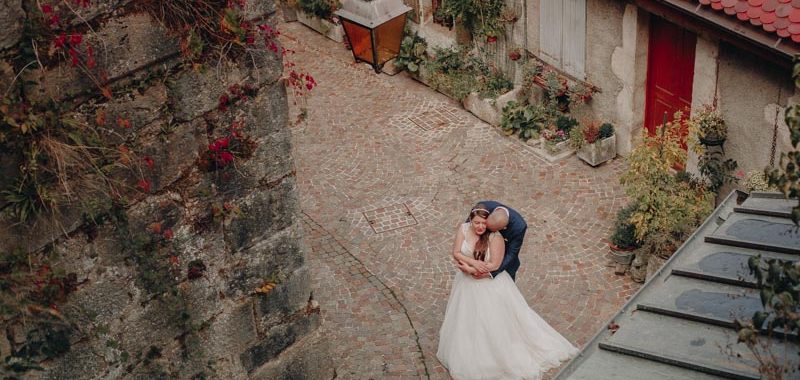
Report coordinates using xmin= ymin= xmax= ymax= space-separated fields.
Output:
xmin=437 ymin=203 xmax=578 ymax=380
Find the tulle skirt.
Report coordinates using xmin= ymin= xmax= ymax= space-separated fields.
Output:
xmin=437 ymin=271 xmax=579 ymax=380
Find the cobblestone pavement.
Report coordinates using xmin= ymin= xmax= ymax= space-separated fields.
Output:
xmin=281 ymin=20 xmax=641 ymax=379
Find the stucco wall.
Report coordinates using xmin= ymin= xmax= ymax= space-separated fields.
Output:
xmin=717 ymin=42 xmax=794 ymax=176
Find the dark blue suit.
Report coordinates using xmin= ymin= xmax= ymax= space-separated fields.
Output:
xmin=478 ymin=201 xmax=527 ymax=281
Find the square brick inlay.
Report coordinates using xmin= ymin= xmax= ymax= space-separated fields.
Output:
xmin=363 ymin=203 xmax=418 ymax=233
xmin=407 ymin=105 xmax=460 ymax=131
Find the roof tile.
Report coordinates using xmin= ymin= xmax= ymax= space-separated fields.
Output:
xmin=699 ymin=0 xmax=800 ymax=43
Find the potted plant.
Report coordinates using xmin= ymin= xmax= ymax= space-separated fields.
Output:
xmin=296 ymin=0 xmax=345 ymax=43
xmin=688 ymin=105 xmax=727 ymax=146
xmin=697 ymin=150 xmax=738 ymax=194
xmin=609 ymin=202 xmax=640 ymax=265
xmin=395 ymin=30 xmax=428 ymax=75
xmin=500 ymin=101 xmax=546 ymax=143
xmin=577 ymin=122 xmax=616 ymax=166
xmin=743 ymin=170 xmax=776 ymax=193
xmin=541 ymin=125 xmax=569 ymax=155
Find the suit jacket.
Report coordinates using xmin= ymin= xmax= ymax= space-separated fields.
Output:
xmin=478 ymin=201 xmax=527 ymax=280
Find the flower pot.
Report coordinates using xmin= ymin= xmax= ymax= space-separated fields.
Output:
xmin=577 ymin=134 xmax=616 ymax=166
xmin=543 ymin=138 xmax=570 ymax=155
xmin=609 ymin=245 xmax=635 ymax=265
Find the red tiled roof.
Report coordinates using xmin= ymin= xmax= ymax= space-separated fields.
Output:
xmin=698 ymin=0 xmax=800 ymax=43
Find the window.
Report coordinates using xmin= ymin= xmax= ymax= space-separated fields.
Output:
xmin=539 ymin=0 xmax=586 ymax=78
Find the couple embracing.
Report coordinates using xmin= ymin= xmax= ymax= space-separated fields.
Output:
xmin=437 ymin=201 xmax=578 ymax=380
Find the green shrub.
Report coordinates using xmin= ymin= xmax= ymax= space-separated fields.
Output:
xmin=599 ymin=123 xmax=614 ymax=139
xmin=611 ymin=203 xmax=640 ymax=249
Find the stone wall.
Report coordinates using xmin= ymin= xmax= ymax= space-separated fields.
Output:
xmin=0 ymin=1 xmax=330 ymax=379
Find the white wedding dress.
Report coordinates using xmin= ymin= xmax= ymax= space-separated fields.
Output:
xmin=437 ymin=224 xmax=579 ymax=380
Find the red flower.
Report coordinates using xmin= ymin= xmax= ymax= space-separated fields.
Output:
xmin=217 ymin=137 xmax=230 ymax=149
xmin=41 ymin=4 xmax=53 ymax=13
xmin=219 ymin=151 xmax=234 ymax=165
xmin=70 ymin=33 xmax=82 ymax=45
xmin=137 ymin=179 xmax=151 ymax=193
xmin=163 ymin=229 xmax=174 ymax=240
xmin=143 ymin=155 xmax=155 ymax=169
xmin=486 ymin=36 xmax=497 ymax=43
xmin=49 ymin=14 xmax=60 ymax=27
xmin=86 ymin=44 xmax=96 ymax=69
xmin=54 ymin=33 xmax=66 ymax=48
xmin=68 ymin=47 xmax=79 ymax=66
xmin=218 ymin=94 xmax=230 ymax=111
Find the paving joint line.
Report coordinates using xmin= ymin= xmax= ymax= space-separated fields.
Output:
xmin=301 ymin=210 xmax=431 ymax=379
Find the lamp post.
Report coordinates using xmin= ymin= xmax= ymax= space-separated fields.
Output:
xmin=335 ymin=0 xmax=412 ymax=73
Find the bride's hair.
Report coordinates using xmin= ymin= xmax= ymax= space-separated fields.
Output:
xmin=470 ymin=203 xmax=491 ymax=262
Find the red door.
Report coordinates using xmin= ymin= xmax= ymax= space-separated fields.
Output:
xmin=644 ymin=17 xmax=696 ymax=136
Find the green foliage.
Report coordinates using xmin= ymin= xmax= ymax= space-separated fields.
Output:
xmin=395 ymin=30 xmax=428 ymax=74
xmin=424 ymin=47 xmax=512 ymax=101
xmin=610 ymin=203 xmax=640 ymax=249
xmin=500 ymin=101 xmax=546 ymax=141
xmin=297 ymin=0 xmax=340 ymax=19
xmin=555 ymin=115 xmax=578 ymax=134
xmin=736 ymin=256 xmax=800 ymax=379
xmin=438 ymin=0 xmax=506 ymax=38
xmin=599 ymin=123 xmax=615 ymax=139
xmin=620 ymin=114 xmax=714 ymax=245
xmin=697 ymin=150 xmax=738 ymax=194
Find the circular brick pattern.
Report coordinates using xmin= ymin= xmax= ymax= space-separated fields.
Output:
xmin=281 ymin=21 xmax=640 ymax=379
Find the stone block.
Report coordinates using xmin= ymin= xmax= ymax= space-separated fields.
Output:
xmin=240 ymin=81 xmax=290 ymax=139
xmin=115 ymin=296 xmax=186 ymax=357
xmin=224 ymin=177 xmax=298 ymax=252
xmin=61 ymin=275 xmax=139 ymax=329
xmin=228 ymin=129 xmax=295 ymax=190
xmin=168 ymin=61 xmax=248 ymax=122
xmin=89 ymin=13 xmax=180 ymax=82
xmin=0 ymin=0 xmax=23 ymax=51
xmin=255 ymin=266 xmax=311 ymax=331
xmin=196 ymin=300 xmax=258 ymax=360
xmin=37 ymin=341 xmax=109 ymax=380
xmin=0 ymin=201 xmax=85 ymax=254
xmin=137 ymin=118 xmax=204 ymax=193
xmin=249 ymin=327 xmax=334 ymax=380
xmin=97 ymin=83 xmax=170 ymax=144
xmin=243 ymin=0 xmax=278 ymax=22
xmin=22 ymin=13 xmax=180 ymax=104
xmin=226 ymin=226 xmax=304 ymax=296
xmin=239 ymin=311 xmax=320 ymax=373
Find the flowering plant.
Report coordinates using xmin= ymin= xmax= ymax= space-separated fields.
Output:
xmin=542 ymin=126 xmax=567 ymax=144
xmin=743 ymin=170 xmax=776 ymax=192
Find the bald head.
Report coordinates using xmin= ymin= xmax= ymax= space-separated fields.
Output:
xmin=486 ymin=209 xmax=509 ymax=232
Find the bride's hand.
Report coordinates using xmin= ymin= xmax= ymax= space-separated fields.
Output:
xmin=471 ymin=260 xmax=490 ymax=274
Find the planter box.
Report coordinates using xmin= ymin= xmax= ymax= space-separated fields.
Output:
xmin=577 ymin=135 xmax=616 ymax=166
xmin=462 ymin=88 xmax=520 ymax=127
xmin=534 ymin=138 xmax=574 ymax=162
xmin=297 ymin=11 xmax=345 ymax=43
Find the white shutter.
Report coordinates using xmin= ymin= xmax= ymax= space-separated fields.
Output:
xmin=539 ymin=0 xmax=563 ymax=66
xmin=562 ymin=0 xmax=586 ymax=77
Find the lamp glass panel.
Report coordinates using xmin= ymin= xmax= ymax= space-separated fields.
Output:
xmin=374 ymin=15 xmax=407 ymax=65
xmin=342 ymin=20 xmax=374 ymax=64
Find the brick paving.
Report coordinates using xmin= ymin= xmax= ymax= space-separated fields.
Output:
xmin=281 ymin=20 xmax=640 ymax=379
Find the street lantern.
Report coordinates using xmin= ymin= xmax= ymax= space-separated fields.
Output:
xmin=335 ymin=0 xmax=411 ymax=73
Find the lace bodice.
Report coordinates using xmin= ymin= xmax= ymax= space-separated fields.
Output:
xmin=460 ymin=223 xmax=498 ymax=261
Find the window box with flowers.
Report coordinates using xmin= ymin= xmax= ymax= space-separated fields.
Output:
xmin=575 ymin=122 xmax=616 ymax=167
xmin=296 ymin=0 xmax=345 ymax=43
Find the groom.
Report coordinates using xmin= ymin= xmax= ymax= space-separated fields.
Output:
xmin=465 ymin=200 xmax=528 ymax=281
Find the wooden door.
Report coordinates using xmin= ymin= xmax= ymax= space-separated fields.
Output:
xmin=644 ymin=17 xmax=696 ymax=136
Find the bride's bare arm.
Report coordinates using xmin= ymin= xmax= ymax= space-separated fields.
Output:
xmin=485 ymin=233 xmax=505 ymax=271
xmin=451 ymin=223 xmax=472 ymax=273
